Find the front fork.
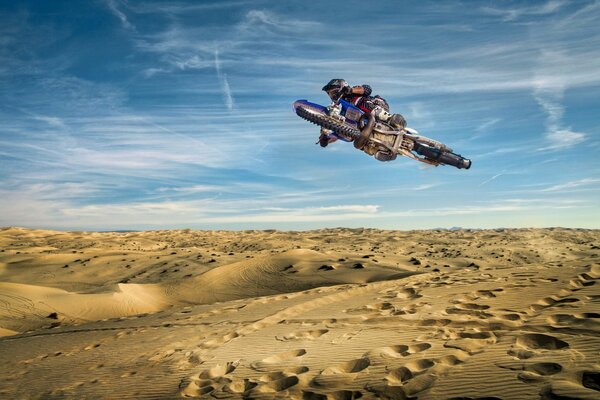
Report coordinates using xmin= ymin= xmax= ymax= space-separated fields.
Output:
xmin=317 ymin=102 xmax=344 ymax=143
xmin=327 ymin=102 xmax=344 ymax=121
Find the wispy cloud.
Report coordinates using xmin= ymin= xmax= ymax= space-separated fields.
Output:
xmin=2 ymin=194 xmax=589 ymax=229
xmin=414 ymin=183 xmax=439 ymax=191
xmin=237 ymin=10 xmax=321 ymax=35
xmin=479 ymin=172 xmax=504 ymax=187
xmin=471 ymin=118 xmax=500 ymax=140
xmin=541 ymin=178 xmax=600 ymax=192
xmin=481 ymin=0 xmax=566 ymax=21
xmin=532 ymin=50 xmax=586 ymax=150
xmin=16 ymin=107 xmax=66 ymax=128
xmin=104 ymin=0 xmax=135 ymax=30
xmin=533 ymin=87 xmax=586 ymax=150
xmin=156 ymin=185 xmax=225 ymax=193
xmin=127 ymin=1 xmax=258 ymax=15
xmin=215 ymin=49 xmax=234 ymax=111
xmin=47 ymin=201 xmax=381 ymax=226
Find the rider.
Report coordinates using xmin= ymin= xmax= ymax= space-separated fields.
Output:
xmin=318 ymin=79 xmax=407 ymax=147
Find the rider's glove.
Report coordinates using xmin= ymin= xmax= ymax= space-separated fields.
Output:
xmin=340 ymin=86 xmax=352 ymax=96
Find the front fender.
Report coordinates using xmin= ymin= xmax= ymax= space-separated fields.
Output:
xmin=293 ymin=100 xmax=328 ymax=114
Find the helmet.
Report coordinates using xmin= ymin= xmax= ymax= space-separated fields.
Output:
xmin=322 ymin=78 xmax=349 ymax=100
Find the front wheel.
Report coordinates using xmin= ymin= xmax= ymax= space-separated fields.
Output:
xmin=294 ymin=101 xmax=360 ymax=140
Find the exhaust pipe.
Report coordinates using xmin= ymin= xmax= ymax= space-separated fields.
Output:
xmin=413 ymin=142 xmax=472 ymax=169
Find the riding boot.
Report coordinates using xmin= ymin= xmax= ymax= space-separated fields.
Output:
xmin=318 ymin=134 xmax=329 ymax=147
xmin=318 ymin=128 xmax=333 ymax=147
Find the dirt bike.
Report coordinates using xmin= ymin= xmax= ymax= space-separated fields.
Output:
xmin=293 ymin=98 xmax=472 ymax=169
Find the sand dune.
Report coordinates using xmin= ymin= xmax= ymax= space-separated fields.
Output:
xmin=0 ymin=281 xmax=169 ymax=333
xmin=173 ymin=248 xmax=416 ymax=304
xmin=0 ymin=227 xmax=599 ymax=399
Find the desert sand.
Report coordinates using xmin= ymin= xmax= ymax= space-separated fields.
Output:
xmin=0 ymin=227 xmax=598 ymax=399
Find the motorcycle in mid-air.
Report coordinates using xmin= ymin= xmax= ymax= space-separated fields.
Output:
xmin=293 ymin=97 xmax=472 ymax=169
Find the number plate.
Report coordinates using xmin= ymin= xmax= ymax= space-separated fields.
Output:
xmin=344 ymin=108 xmax=361 ymax=123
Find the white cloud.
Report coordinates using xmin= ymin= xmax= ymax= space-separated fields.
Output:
xmin=221 ymin=74 xmax=234 ymax=111
xmin=215 ymin=49 xmax=234 ymax=111
xmin=38 ymin=201 xmax=382 ymax=226
xmin=481 ymin=0 xmax=566 ymax=21
xmin=539 ymin=129 xmax=586 ymax=151
xmin=127 ymin=1 xmax=257 ymax=15
xmin=541 ymin=178 xmax=600 ymax=192
xmin=156 ymin=185 xmax=224 ymax=193
xmin=0 ymin=187 xmax=594 ymax=229
xmin=479 ymin=173 xmax=504 ymax=187
xmin=173 ymin=55 xmax=213 ymax=70
xmin=414 ymin=184 xmax=438 ymax=191
xmin=237 ymin=10 xmax=321 ymax=34
xmin=316 ymin=205 xmax=379 ymax=213
xmin=105 ymin=0 xmax=135 ymax=30
xmin=532 ymin=51 xmax=587 ymax=151
xmin=475 ymin=118 xmax=500 ymax=135
xmin=31 ymin=114 xmax=65 ymax=128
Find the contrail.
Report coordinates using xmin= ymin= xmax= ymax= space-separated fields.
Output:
xmin=215 ymin=49 xmax=234 ymax=111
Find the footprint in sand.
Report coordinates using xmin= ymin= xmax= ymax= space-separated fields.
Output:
xmin=404 ymin=358 xmax=436 ymax=373
xmin=198 ymin=361 xmax=239 ymax=379
xmin=500 ymin=313 xmax=524 ymax=322
xmin=276 ymin=329 xmax=329 ymax=341
xmin=386 ymin=366 xmax=413 ymax=384
xmin=444 ymin=331 xmax=496 ymax=354
xmin=252 ymin=375 xmax=300 ymax=393
xmin=250 ymin=349 xmax=307 ymax=371
xmin=408 ymin=342 xmax=432 ymax=354
xmin=402 ymin=373 xmax=437 ymax=397
xmin=236 ymin=367 xmax=310 ymax=395
xmin=368 ymin=341 xmax=432 ymax=357
xmin=548 ymin=313 xmax=600 ymax=330
xmin=438 ymin=353 xmax=468 ymax=366
xmin=380 ymin=287 xmax=422 ymax=300
xmin=369 ymin=370 xmax=436 ymax=397
xmin=535 ymin=296 xmax=580 ymax=308
xmin=582 ymin=371 xmax=600 ymax=391
xmin=515 ymin=333 xmax=569 ymax=350
xmin=498 ymin=361 xmax=563 ymax=378
xmin=180 ymin=360 xmax=240 ymax=397
xmin=476 ymin=288 xmax=504 ymax=298
xmin=330 ymin=330 xmax=362 ymax=344
xmin=199 ymin=331 xmax=240 ymax=349
xmin=259 ymin=367 xmax=309 ymax=382
xmin=445 ymin=304 xmax=494 ymax=319
xmin=365 ymin=382 xmax=408 ymax=399
xmin=344 ymin=302 xmax=395 ymax=316
xmin=366 ymin=345 xmax=409 ymax=359
xmin=311 ymin=357 xmax=370 ymax=387
xmin=222 ymin=378 xmax=258 ymax=394
xmin=302 ymin=389 xmax=364 ymax=399
xmin=323 ymin=357 xmax=371 ymax=374
xmin=507 ymin=348 xmax=536 ymax=360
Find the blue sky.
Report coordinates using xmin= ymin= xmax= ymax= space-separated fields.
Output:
xmin=1 ymin=0 xmax=599 ymax=230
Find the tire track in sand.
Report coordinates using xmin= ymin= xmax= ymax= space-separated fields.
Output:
xmin=179 ymin=276 xmax=427 ymax=397
xmin=195 ymin=278 xmax=411 ymax=350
